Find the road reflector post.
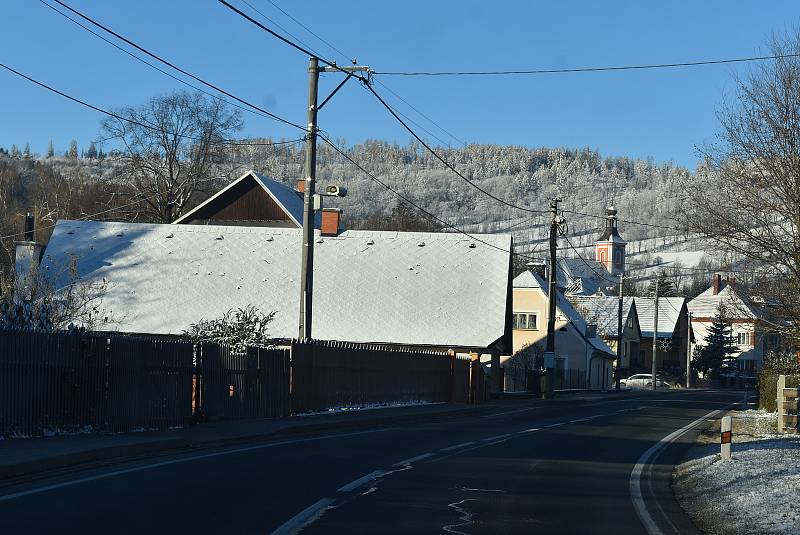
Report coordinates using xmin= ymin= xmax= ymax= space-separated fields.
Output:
xmin=720 ymin=415 xmax=732 ymax=461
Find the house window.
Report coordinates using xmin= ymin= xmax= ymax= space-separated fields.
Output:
xmin=613 ymin=249 xmax=622 ymax=266
xmin=513 ymin=313 xmax=538 ymax=330
xmin=736 ymin=332 xmax=751 ymax=347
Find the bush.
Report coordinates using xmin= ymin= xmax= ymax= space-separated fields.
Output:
xmin=757 ymin=350 xmax=800 ymax=411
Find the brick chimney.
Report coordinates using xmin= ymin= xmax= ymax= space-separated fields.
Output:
xmin=320 ymin=208 xmax=341 ymax=237
xmin=14 ymin=213 xmax=44 ymax=304
xmin=712 ymin=273 xmax=721 ymax=295
xmin=295 ymin=179 xmax=305 ymax=193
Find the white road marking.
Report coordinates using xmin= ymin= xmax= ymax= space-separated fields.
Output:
xmin=461 ymin=487 xmax=506 ymax=493
xmin=337 ymin=470 xmax=386 ymax=493
xmin=441 ymin=441 xmax=477 ymax=452
xmin=0 ymin=428 xmax=388 ymax=503
xmin=570 ymin=417 xmax=591 ymax=423
xmin=517 ymin=427 xmax=540 ymax=434
xmin=392 ymin=452 xmax=435 ymax=467
xmin=629 ymin=400 xmax=739 ymax=535
xmin=544 ymin=422 xmax=565 ymax=428
xmin=482 ymin=433 xmax=512 ymax=441
xmin=271 ymin=497 xmax=335 ymax=535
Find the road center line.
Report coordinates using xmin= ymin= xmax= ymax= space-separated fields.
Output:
xmin=482 ymin=433 xmax=512 ymax=441
xmin=337 ymin=470 xmax=386 ymax=493
xmin=0 ymin=428 xmax=388 ymax=503
xmin=393 ymin=452 xmax=435 ymax=467
xmin=441 ymin=441 xmax=477 ymax=452
xmin=271 ymin=497 xmax=335 ymax=535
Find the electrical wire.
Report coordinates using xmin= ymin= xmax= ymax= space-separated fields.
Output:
xmin=375 ymin=53 xmax=800 ymax=76
xmin=261 ymin=0 xmax=355 ymax=63
xmin=562 ymin=208 xmax=685 ymax=232
xmin=239 ymin=0 xmax=327 ymax=60
xmin=49 ymin=0 xmax=306 ymax=132
xmin=364 ymin=83 xmax=548 ymax=214
xmin=318 ymin=133 xmax=539 ymax=261
xmin=0 ymin=62 xmax=305 ymax=148
xmin=38 ymin=0 xmax=297 ymax=128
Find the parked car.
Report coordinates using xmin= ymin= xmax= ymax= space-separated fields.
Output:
xmin=621 ymin=374 xmax=671 ymax=390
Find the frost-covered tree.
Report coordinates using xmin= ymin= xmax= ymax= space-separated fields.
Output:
xmin=67 ymin=140 xmax=78 ymax=159
xmin=46 ymin=140 xmax=55 ymax=158
xmin=693 ymin=307 xmax=739 ymax=375
xmin=185 ymin=305 xmax=276 ymax=352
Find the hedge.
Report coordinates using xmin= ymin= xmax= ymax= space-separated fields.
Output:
xmin=758 ymin=374 xmax=800 ymax=412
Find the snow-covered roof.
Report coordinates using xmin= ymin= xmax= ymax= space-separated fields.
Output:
xmin=556 ymin=257 xmax=617 ymax=296
xmin=172 ymin=170 xmax=321 ymax=228
xmin=569 ymin=296 xmax=637 ymax=339
xmin=513 ymin=271 xmax=614 ymax=356
xmin=634 ymin=297 xmax=686 ymax=339
xmin=688 ymin=281 xmax=758 ymax=320
xmin=42 ymin=220 xmax=511 ymax=348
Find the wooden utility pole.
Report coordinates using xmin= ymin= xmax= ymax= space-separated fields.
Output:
xmin=297 ymin=58 xmax=370 ymax=340
xmin=686 ymin=312 xmax=693 ymax=388
xmin=615 ymin=274 xmax=624 ymax=390
xmin=652 ymin=279 xmax=659 ymax=391
xmin=544 ymin=198 xmax=560 ymax=397
xmin=298 ymin=56 xmax=320 ymax=341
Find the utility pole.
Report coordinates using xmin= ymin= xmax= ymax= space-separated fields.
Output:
xmin=651 ymin=279 xmax=659 ymax=391
xmin=686 ymin=312 xmax=693 ymax=388
xmin=298 ymin=58 xmax=371 ymax=340
xmin=544 ymin=198 xmax=561 ymax=397
xmin=298 ymin=56 xmax=320 ymax=341
xmin=615 ymin=273 xmax=624 ymax=390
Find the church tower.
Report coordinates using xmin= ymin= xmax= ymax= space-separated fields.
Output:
xmin=595 ymin=206 xmax=626 ymax=275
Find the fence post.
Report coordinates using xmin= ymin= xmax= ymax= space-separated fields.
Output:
xmin=778 ymin=374 xmax=786 ymax=434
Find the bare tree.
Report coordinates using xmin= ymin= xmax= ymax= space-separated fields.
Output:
xmin=101 ymin=91 xmax=243 ymax=223
xmin=680 ymin=29 xmax=800 ymax=345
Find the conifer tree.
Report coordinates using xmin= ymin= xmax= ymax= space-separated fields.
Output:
xmin=9 ymin=144 xmax=20 ymax=158
xmin=647 ymin=269 xmax=678 ymax=297
xmin=693 ymin=306 xmax=739 ymax=374
xmin=47 ymin=139 xmax=55 ymax=158
xmin=68 ymin=139 xmax=78 ymax=159
xmin=86 ymin=142 xmax=98 ymax=159
xmin=23 ymin=143 xmax=31 ymax=159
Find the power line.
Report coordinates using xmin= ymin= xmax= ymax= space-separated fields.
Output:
xmin=38 ymin=0 xmax=295 ymax=128
xmin=318 ymin=133 xmax=539 ymax=262
xmin=562 ymin=208 xmax=685 ymax=232
xmin=0 ymin=62 xmax=305 ymax=148
xmin=261 ymin=0 xmax=355 ymax=63
xmin=239 ymin=0 xmax=327 ymax=60
xmin=375 ymin=53 xmax=800 ymax=77
xmin=49 ymin=0 xmax=306 ymax=132
xmin=364 ymin=83 xmax=548 ymax=214
xmin=373 ymin=79 xmax=467 ymax=147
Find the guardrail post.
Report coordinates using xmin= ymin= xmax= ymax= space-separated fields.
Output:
xmin=720 ymin=415 xmax=732 ymax=461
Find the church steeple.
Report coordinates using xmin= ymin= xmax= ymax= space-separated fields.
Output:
xmin=595 ymin=206 xmax=626 ymax=275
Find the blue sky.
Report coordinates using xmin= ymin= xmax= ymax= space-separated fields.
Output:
xmin=0 ymin=0 xmax=798 ymax=167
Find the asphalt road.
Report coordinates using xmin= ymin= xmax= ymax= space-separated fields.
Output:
xmin=0 ymin=389 xmax=744 ymax=534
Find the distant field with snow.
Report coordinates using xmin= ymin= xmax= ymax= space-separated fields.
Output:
xmin=673 ymin=410 xmax=800 ymax=535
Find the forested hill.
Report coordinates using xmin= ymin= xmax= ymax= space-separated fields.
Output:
xmin=234 ymin=139 xmax=691 ymax=241
xmin=0 ymin=140 xmax=693 ymax=268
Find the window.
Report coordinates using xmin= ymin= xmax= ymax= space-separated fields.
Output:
xmin=513 ymin=313 xmax=538 ymax=330
xmin=599 ymin=250 xmax=608 ymax=264
xmin=736 ymin=332 xmax=751 ymax=347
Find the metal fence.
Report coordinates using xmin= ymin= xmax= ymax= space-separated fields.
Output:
xmin=0 ymin=330 xmax=194 ymax=437
xmin=195 ymin=344 xmax=290 ymax=421
xmin=291 ymin=340 xmax=473 ymax=413
xmin=553 ymin=368 xmax=587 ymax=391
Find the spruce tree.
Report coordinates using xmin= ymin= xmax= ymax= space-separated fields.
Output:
xmin=694 ymin=306 xmax=739 ymax=374
xmin=647 ymin=270 xmax=677 ymax=297
xmin=23 ymin=143 xmax=31 ymax=159
xmin=68 ymin=139 xmax=78 ymax=159
xmin=47 ymin=139 xmax=55 ymax=158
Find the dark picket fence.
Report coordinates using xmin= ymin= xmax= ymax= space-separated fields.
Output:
xmin=291 ymin=340 xmax=473 ymax=413
xmin=195 ymin=343 xmax=290 ymax=420
xmin=0 ymin=330 xmax=194 ymax=436
xmin=2 ymin=330 xmax=484 ymax=437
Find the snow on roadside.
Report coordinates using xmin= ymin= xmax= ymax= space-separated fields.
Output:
xmin=674 ymin=410 xmax=800 ymax=535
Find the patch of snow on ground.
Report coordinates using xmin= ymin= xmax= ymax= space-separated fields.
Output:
xmin=295 ymin=400 xmax=444 ymax=417
xmin=674 ymin=409 xmax=800 ymax=535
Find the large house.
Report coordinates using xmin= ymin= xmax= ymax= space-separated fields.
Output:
xmin=688 ymin=274 xmax=779 ymax=374
xmin=512 ymin=270 xmax=615 ymax=390
xmin=14 ymin=171 xmax=513 ymax=357
xmin=634 ymin=297 xmax=691 ymax=379
xmin=569 ymin=295 xmax=641 ymax=373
